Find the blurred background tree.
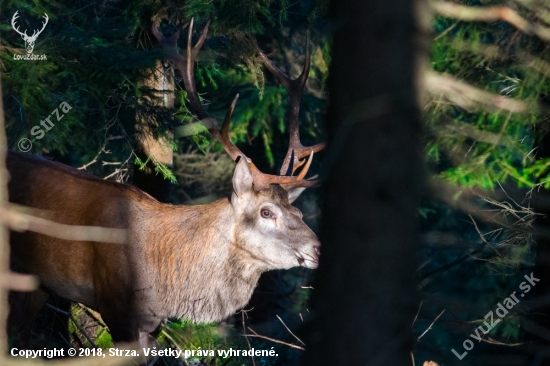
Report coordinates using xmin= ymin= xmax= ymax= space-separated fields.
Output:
xmin=414 ymin=1 xmax=550 ymax=365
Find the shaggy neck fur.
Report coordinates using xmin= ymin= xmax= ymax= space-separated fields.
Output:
xmin=140 ymin=199 xmax=264 ymax=323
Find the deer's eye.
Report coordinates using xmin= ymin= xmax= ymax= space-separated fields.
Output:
xmin=261 ymin=208 xmax=274 ymax=219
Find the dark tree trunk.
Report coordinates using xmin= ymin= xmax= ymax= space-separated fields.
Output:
xmin=304 ymin=0 xmax=423 ymax=364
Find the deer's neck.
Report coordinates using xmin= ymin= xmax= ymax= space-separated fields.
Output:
xmin=141 ymin=198 xmax=262 ymax=323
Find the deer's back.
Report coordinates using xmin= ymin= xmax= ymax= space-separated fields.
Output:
xmin=7 ymin=152 xmax=156 ymax=308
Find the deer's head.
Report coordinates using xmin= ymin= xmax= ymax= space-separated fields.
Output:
xmin=11 ymin=11 xmax=48 ymax=54
xmin=152 ymin=19 xmax=325 ymax=270
xmin=230 ymin=157 xmax=320 ymax=269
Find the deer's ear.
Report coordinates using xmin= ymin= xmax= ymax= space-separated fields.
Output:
xmin=287 ymin=187 xmax=307 ymax=203
xmin=232 ymin=157 xmax=254 ymax=196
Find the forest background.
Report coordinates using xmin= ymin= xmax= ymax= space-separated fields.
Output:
xmin=2 ymin=0 xmax=550 ymax=365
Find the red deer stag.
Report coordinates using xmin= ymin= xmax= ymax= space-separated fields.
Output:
xmin=7 ymin=19 xmax=324 ymax=345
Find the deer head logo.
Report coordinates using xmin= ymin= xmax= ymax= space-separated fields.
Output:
xmin=11 ymin=11 xmax=49 ymax=54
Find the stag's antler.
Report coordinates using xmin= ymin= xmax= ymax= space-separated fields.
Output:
xmin=152 ymin=19 xmax=323 ymax=190
xmin=257 ymin=38 xmax=326 ymax=177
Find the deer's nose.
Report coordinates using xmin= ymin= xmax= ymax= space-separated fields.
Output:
xmin=314 ymin=246 xmax=320 ymax=258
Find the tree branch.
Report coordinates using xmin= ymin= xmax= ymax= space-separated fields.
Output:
xmin=425 ymin=70 xmax=532 ymax=113
xmin=0 ymin=204 xmax=126 ymax=244
xmin=245 ymin=327 xmax=306 ymax=351
xmin=432 ymin=2 xmax=550 ymax=41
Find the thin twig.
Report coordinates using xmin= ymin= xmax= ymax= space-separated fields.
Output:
xmin=245 ymin=327 xmax=305 ymax=351
xmin=412 ymin=300 xmax=423 ymax=328
xmin=434 ymin=21 xmax=458 ymax=40
xmin=78 ymin=146 xmax=106 ymax=170
xmin=240 ymin=309 xmax=256 ymax=366
xmin=45 ymin=303 xmax=69 ymax=316
xmin=276 ymin=315 xmax=305 ymax=346
xmin=481 ymin=337 xmax=523 ymax=346
xmin=417 ymin=309 xmax=446 ymax=341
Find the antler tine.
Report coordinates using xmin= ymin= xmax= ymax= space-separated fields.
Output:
xmin=152 ymin=22 xmax=244 ymax=170
xmin=181 ymin=19 xmax=210 ymax=121
xmin=183 ymin=22 xmax=252 ymax=164
xmin=153 ymin=20 xmax=252 ymax=166
xmin=280 ymin=175 xmax=320 ymax=190
xmin=216 ymin=95 xmax=316 ymax=190
xmin=219 ymin=95 xmax=313 ymax=189
xmin=296 ymin=151 xmax=313 ymax=180
xmin=151 ymin=19 xmax=209 ymax=121
xmin=257 ymin=35 xmax=326 ymax=176
xmin=214 ymin=94 xmax=244 ymax=162
xmin=188 ymin=18 xmax=209 ymax=60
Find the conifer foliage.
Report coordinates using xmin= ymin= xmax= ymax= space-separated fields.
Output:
xmin=1 ymin=0 xmax=328 ymax=182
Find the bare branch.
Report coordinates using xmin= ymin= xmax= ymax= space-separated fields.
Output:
xmin=412 ymin=300 xmax=423 ymax=328
xmin=0 ymin=74 xmax=10 ymax=355
xmin=276 ymin=314 xmax=306 ymax=346
xmin=417 ymin=309 xmax=446 ymax=341
xmin=425 ymin=70 xmax=532 ymax=113
xmin=514 ymin=0 xmax=550 ymax=24
xmin=240 ymin=309 xmax=257 ymax=366
xmin=431 ymin=1 xmax=550 ymax=41
xmin=0 ymin=272 xmax=38 ymax=291
xmin=245 ymin=327 xmax=306 ymax=351
xmin=78 ymin=145 xmax=107 ymax=170
xmin=0 ymin=205 xmax=126 ymax=244
xmin=434 ymin=121 xmax=515 ymax=147
xmin=440 ymin=38 xmax=550 ymax=79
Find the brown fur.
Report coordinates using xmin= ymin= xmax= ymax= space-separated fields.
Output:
xmin=7 ymin=151 xmax=320 ymax=343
